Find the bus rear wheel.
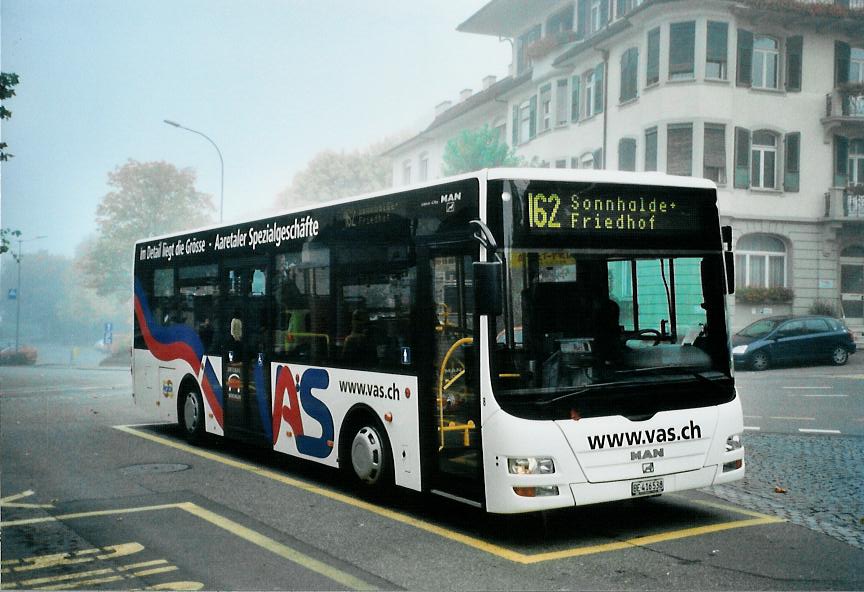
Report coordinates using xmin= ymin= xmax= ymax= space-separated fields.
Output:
xmin=180 ymin=387 xmax=205 ymax=443
xmin=343 ymin=417 xmax=393 ymax=490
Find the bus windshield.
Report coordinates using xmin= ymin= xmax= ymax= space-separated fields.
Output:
xmin=491 ymin=250 xmax=733 ymax=417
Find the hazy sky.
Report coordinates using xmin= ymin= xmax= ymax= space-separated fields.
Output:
xmin=1 ymin=0 xmax=509 ymax=255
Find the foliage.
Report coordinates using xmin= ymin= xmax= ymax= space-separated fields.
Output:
xmin=0 ymin=228 xmax=22 ymax=258
xmin=1 ymin=72 xmax=20 ymax=161
xmin=276 ymin=137 xmax=403 ymax=209
xmin=79 ymin=160 xmax=214 ymax=298
xmin=441 ymin=125 xmax=523 ymax=176
xmin=808 ymin=299 xmax=838 ymax=318
xmin=735 ymin=286 xmax=794 ymax=304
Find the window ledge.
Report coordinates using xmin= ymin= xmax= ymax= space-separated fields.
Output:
xmin=704 ymin=77 xmax=730 ymax=85
xmin=644 ymin=82 xmax=660 ymax=91
xmin=748 ymin=187 xmax=783 ymax=195
xmin=618 ymin=96 xmax=639 ymax=108
xmin=749 ymin=86 xmax=785 ymax=95
xmin=667 ymin=76 xmax=696 ymax=84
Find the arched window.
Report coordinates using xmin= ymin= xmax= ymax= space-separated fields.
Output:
xmin=751 ymin=130 xmax=778 ymax=189
xmin=735 ymin=234 xmax=787 ymax=288
xmin=753 ymin=36 xmax=779 ymax=89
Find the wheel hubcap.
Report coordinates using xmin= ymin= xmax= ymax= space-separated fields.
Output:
xmin=754 ymin=354 xmax=768 ymax=370
xmin=833 ymin=348 xmax=847 ymax=364
xmin=184 ymin=393 xmax=199 ymax=433
xmin=351 ymin=427 xmax=382 ymax=484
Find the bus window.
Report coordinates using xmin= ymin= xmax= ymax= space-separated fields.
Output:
xmin=273 ymin=252 xmax=331 ymax=364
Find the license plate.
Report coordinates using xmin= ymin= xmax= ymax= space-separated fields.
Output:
xmin=631 ymin=478 xmax=664 ymax=497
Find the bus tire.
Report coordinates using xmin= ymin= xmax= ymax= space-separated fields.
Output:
xmin=180 ymin=385 xmax=205 ymax=444
xmin=341 ymin=413 xmax=393 ymax=490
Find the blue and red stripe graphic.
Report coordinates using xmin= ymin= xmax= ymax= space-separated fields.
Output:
xmin=133 ymin=278 xmax=224 ymax=427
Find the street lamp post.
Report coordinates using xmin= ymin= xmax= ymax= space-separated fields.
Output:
xmin=14 ymin=235 xmax=47 ymax=352
xmin=163 ymin=119 xmax=225 ymax=223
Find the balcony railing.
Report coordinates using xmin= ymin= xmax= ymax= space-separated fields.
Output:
xmin=825 ymin=86 xmax=864 ymax=118
xmin=827 ymin=186 xmax=864 ymax=219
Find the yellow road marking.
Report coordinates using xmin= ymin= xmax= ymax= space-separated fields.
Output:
xmin=1 ymin=502 xmax=378 ymax=590
xmin=110 ymin=424 xmax=786 ymax=564
xmin=2 ymin=543 xmax=144 ymax=572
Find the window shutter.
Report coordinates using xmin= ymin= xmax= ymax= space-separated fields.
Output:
xmin=736 ymin=29 xmax=753 ymax=87
xmin=666 ymin=124 xmax=693 ymax=176
xmin=669 ymin=22 xmax=695 ymax=78
xmin=594 ymin=62 xmax=604 ymax=114
xmin=529 ymin=95 xmax=537 ymax=139
xmin=706 ymin=21 xmax=728 ymax=64
xmin=618 ymin=138 xmax=636 ymax=171
xmin=835 ymin=135 xmax=849 ymax=187
xmin=785 ymin=36 xmax=802 ymax=92
xmin=646 ymin=28 xmax=660 ymax=85
xmin=620 ymin=48 xmax=638 ymax=101
xmin=576 ymin=0 xmax=588 ymax=39
xmin=703 ymin=124 xmax=727 ymax=182
xmin=512 ymin=105 xmax=519 ymax=145
xmin=593 ymin=148 xmax=603 ymax=169
xmin=600 ymin=0 xmax=609 ymax=28
xmin=835 ymin=41 xmax=850 ymax=87
xmin=645 ymin=127 xmax=658 ymax=171
xmin=571 ymin=75 xmax=581 ymax=122
xmin=784 ymin=132 xmax=800 ymax=192
xmin=734 ymin=127 xmax=751 ymax=188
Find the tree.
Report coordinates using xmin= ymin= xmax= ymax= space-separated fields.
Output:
xmin=1 ymin=72 xmax=20 ymax=161
xmin=275 ymin=136 xmax=407 ymax=209
xmin=1 ymin=228 xmax=21 ymax=257
xmin=79 ymin=160 xmax=214 ymax=298
xmin=441 ymin=124 xmax=523 ymax=176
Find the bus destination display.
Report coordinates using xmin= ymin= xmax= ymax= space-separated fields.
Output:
xmin=525 ymin=189 xmax=706 ymax=236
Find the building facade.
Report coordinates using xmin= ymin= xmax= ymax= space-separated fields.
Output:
xmin=385 ymin=0 xmax=864 ymax=334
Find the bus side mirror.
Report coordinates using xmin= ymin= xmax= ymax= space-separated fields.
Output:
xmin=474 ymin=261 xmax=502 ymax=317
xmin=724 ymin=251 xmax=735 ymax=295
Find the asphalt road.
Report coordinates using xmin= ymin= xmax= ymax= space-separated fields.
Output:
xmin=2 ymin=362 xmax=863 ymax=590
xmin=735 ymin=349 xmax=864 ymax=436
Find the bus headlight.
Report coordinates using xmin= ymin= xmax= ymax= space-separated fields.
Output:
xmin=508 ymin=457 xmax=555 ymax=475
xmin=732 ymin=345 xmax=748 ymax=355
xmin=723 ymin=434 xmax=743 ymax=472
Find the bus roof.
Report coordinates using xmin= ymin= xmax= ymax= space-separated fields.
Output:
xmin=134 ymin=168 xmax=716 ymax=246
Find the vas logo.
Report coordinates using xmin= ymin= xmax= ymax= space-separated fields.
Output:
xmin=631 ymin=448 xmax=664 ymax=461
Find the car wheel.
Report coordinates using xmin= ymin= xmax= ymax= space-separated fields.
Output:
xmin=751 ymin=351 xmax=770 ymax=371
xmin=343 ymin=417 xmax=392 ymax=490
xmin=830 ymin=346 xmax=849 ymax=366
xmin=181 ymin=387 xmax=205 ymax=443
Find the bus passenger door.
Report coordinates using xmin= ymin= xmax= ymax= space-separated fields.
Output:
xmin=420 ymin=250 xmax=483 ymax=504
xmin=221 ymin=258 xmax=272 ymax=442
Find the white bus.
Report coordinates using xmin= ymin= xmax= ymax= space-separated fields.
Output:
xmin=132 ymin=168 xmax=743 ymax=513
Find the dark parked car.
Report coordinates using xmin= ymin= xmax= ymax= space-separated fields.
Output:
xmin=732 ymin=315 xmax=857 ymax=371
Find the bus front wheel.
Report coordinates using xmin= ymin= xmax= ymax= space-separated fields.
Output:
xmin=180 ymin=386 xmax=205 ymax=443
xmin=343 ymin=417 xmax=393 ymax=490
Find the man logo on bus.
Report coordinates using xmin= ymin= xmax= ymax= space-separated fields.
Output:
xmin=272 ymin=365 xmax=334 ymax=459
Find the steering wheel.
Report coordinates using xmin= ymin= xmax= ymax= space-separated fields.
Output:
xmin=636 ymin=328 xmax=663 ymax=346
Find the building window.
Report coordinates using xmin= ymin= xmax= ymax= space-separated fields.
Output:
xmin=669 ymin=21 xmax=696 ymax=80
xmin=418 ymin=153 xmax=428 ymax=182
xmin=516 ymin=97 xmax=537 ymax=144
xmin=645 ymin=126 xmax=658 ymax=171
xmin=581 ymin=152 xmax=595 ymax=169
xmin=706 ymin=21 xmax=728 ymax=80
xmin=547 ymin=5 xmax=574 ymax=34
xmin=852 ymin=48 xmax=864 ymax=83
xmin=590 ymin=0 xmax=604 ymax=33
xmin=402 ymin=161 xmax=411 ymax=185
xmin=539 ymin=83 xmax=552 ymax=133
xmin=751 ymin=130 xmax=777 ymax=189
xmin=753 ymin=36 xmax=779 ymax=89
xmin=555 ymin=79 xmax=569 ymax=126
xmin=646 ymin=27 xmax=660 ymax=86
xmin=735 ymin=234 xmax=786 ymax=288
xmin=585 ymin=63 xmax=604 ymax=117
xmin=618 ymin=138 xmax=636 ymax=171
xmin=703 ymin=124 xmax=727 ymax=184
xmin=555 ymin=159 xmax=568 ymax=168
xmin=667 ymin=123 xmax=693 ymax=176
xmin=620 ymin=47 xmax=639 ymax=102
xmin=516 ymin=25 xmax=541 ymax=76
xmin=850 ymin=139 xmax=864 ymax=187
